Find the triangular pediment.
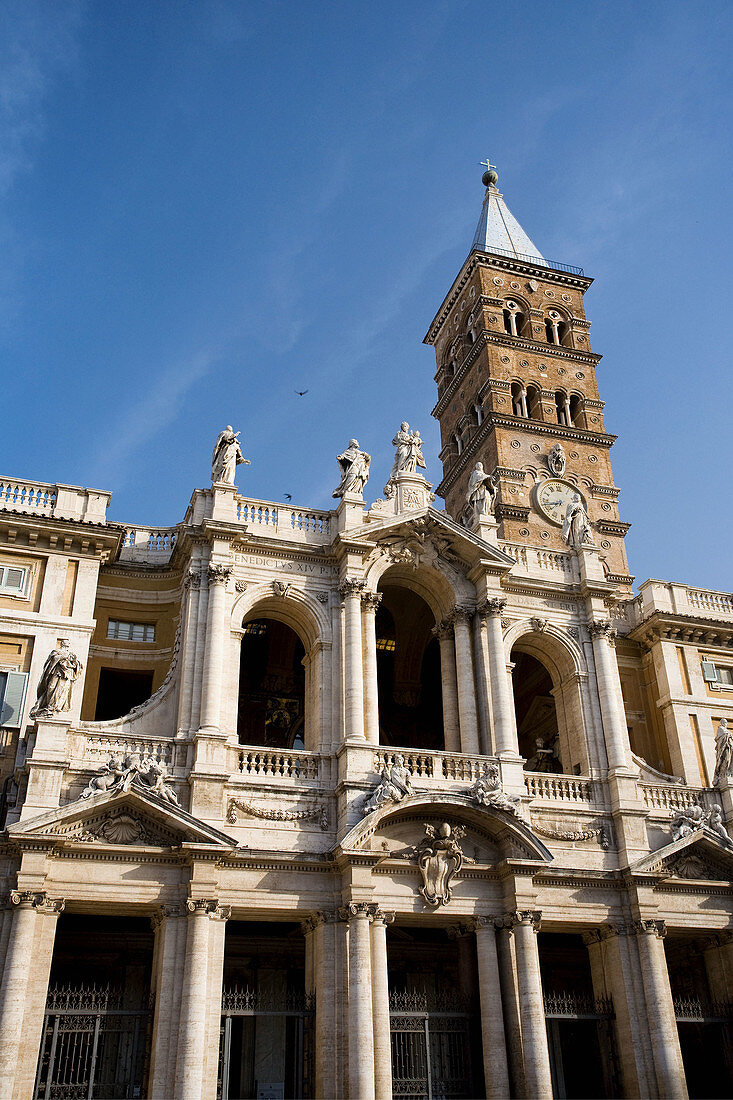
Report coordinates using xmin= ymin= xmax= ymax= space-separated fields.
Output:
xmin=8 ymin=787 xmax=236 ymax=850
xmin=633 ymin=828 xmax=733 ymax=882
xmin=353 ymin=507 xmax=514 ymax=575
xmin=337 ymin=793 xmax=552 ymax=864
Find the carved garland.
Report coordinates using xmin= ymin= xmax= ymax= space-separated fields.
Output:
xmin=226 ymin=797 xmax=328 ymax=830
xmin=531 ymin=819 xmax=610 ymax=849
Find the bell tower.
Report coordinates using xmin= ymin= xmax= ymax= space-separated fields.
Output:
xmin=424 ymin=163 xmax=632 ymax=587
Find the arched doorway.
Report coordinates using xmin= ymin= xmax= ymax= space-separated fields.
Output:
xmin=238 ymin=618 xmax=305 ymax=748
xmin=511 ymin=651 xmax=562 ymax=772
xmin=376 ymin=583 xmax=443 ymax=750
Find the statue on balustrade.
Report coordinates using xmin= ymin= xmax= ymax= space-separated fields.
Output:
xmin=80 ymin=752 xmax=179 ymax=805
xmin=713 ymin=719 xmax=733 ymax=786
xmin=466 ymin=462 xmax=495 ymax=520
xmin=332 ymin=439 xmax=371 ymax=498
xmin=212 ymin=425 xmax=250 ymax=485
xmin=470 ymin=761 xmax=522 ymax=816
xmin=561 ymin=494 xmax=594 ymax=549
xmin=30 ymin=639 xmax=84 ymax=719
xmin=363 ymin=754 xmax=414 ymax=814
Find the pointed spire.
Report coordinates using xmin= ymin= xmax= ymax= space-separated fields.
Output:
xmin=472 ymin=161 xmax=547 ymax=266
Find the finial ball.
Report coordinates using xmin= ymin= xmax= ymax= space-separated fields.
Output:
xmin=482 ymin=168 xmax=498 ymax=187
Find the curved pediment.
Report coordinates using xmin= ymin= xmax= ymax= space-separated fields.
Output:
xmin=337 ymin=793 xmax=553 ymax=864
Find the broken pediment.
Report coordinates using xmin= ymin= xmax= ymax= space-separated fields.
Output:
xmin=633 ymin=828 xmax=733 ymax=883
xmin=8 ymin=787 xmax=236 ymax=851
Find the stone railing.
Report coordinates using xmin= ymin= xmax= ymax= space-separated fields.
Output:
xmin=372 ymin=749 xmax=496 ymax=784
xmin=640 ymin=783 xmax=719 ymax=813
xmin=233 ymin=747 xmax=322 ymax=783
xmin=119 ymin=525 xmax=179 ymax=564
xmin=632 ymin=580 xmax=733 ymax=624
xmin=0 ymin=477 xmax=110 ymax=524
xmin=524 ymin=772 xmax=595 ymax=803
xmin=80 ymin=732 xmax=191 ymax=774
xmin=235 ymin=497 xmax=332 ymax=544
xmin=500 ymin=542 xmax=578 ymax=583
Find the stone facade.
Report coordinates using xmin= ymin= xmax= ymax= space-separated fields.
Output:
xmin=0 ymin=176 xmax=732 ymax=1099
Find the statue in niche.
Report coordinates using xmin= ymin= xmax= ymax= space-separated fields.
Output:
xmin=212 ymin=426 xmax=249 ymax=485
xmin=714 ymin=719 xmax=733 ymax=786
xmin=547 ymin=442 xmax=567 ymax=477
xmin=417 ymin=822 xmax=470 ymax=907
xmin=332 ymin=439 xmax=371 ymax=498
xmin=466 ymin=462 xmax=495 ymax=520
xmin=30 ymin=639 xmax=84 ymax=719
xmin=80 ymin=752 xmax=179 ymax=806
xmin=524 ymin=736 xmax=562 ymax=774
xmin=561 ymin=495 xmax=594 ymax=549
xmin=363 ymin=754 xmax=414 ymax=815
xmin=470 ymin=761 xmax=522 ymax=816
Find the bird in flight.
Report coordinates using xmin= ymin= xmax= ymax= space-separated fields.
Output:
xmin=284 ymin=493 xmax=292 ymax=501
xmin=295 ymin=389 xmax=309 ymax=397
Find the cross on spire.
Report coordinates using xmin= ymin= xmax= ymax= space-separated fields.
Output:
xmin=479 ymin=158 xmax=497 ymax=176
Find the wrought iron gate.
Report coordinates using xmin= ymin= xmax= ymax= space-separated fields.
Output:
xmin=217 ymin=986 xmax=315 ymax=1100
xmin=33 ymin=985 xmax=150 ymax=1100
xmin=389 ymin=992 xmax=474 ymax=1100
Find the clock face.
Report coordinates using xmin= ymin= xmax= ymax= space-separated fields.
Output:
xmin=534 ymin=479 xmax=586 ymax=526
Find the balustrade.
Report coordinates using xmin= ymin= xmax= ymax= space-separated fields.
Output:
xmin=119 ymin=526 xmax=178 ymax=562
xmin=641 ymin=783 xmax=717 ymax=812
xmin=524 ymin=772 xmax=595 ymax=803
xmin=82 ymin=732 xmax=189 ymax=772
xmin=235 ymin=747 xmax=321 ymax=782
xmin=0 ymin=478 xmax=56 ymax=514
xmin=235 ymin=496 xmax=331 ymax=541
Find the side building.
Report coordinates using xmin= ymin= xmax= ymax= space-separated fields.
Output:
xmin=0 ymin=168 xmax=731 ymax=1100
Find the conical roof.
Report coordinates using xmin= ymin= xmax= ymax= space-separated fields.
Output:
xmin=471 ymin=166 xmax=546 ymax=266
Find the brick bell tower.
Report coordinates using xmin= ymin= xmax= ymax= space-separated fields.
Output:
xmin=424 ymin=161 xmax=632 ymax=588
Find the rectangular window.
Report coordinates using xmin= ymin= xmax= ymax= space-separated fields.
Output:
xmin=0 ymin=669 xmax=28 ymax=727
xmin=701 ymin=660 xmax=733 ymax=689
xmin=0 ymin=565 xmax=29 ymax=597
xmin=106 ymin=620 xmax=155 ymax=643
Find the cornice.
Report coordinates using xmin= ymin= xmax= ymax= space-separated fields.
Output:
xmin=424 ymin=251 xmax=592 ymax=345
xmin=629 ymin=612 xmax=733 ymax=651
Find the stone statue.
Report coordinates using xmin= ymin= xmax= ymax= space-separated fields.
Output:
xmin=707 ymin=805 xmax=732 ymax=846
xmin=713 ymin=719 xmax=733 ymax=786
xmin=548 ymin=442 xmax=566 ymax=477
xmin=524 ymin=736 xmax=562 ymax=774
xmin=470 ymin=761 xmax=522 ymax=816
xmin=363 ymin=754 xmax=414 ymax=815
xmin=332 ymin=439 xmax=371 ymax=498
xmin=212 ymin=426 xmax=249 ymax=484
xmin=466 ymin=462 xmax=495 ymax=519
xmin=417 ymin=822 xmax=469 ymax=907
xmin=30 ymin=640 xmax=84 ymax=719
xmin=80 ymin=752 xmax=179 ymax=805
xmin=561 ymin=495 xmax=594 ymax=549
xmin=383 ymin=422 xmax=428 ymax=498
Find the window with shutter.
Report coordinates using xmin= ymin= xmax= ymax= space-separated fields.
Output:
xmin=0 ymin=565 xmax=28 ymax=596
xmin=0 ymin=671 xmax=28 ymax=727
xmin=702 ymin=661 xmax=719 ymax=683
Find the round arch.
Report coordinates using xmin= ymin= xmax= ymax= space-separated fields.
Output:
xmin=363 ymin=558 xmax=472 ymax=622
xmin=232 ymin=584 xmax=330 ymax=650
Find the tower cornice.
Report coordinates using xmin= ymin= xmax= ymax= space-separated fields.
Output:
xmin=424 ymin=250 xmax=593 ymax=346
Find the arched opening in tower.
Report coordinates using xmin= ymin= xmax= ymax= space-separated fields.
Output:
xmin=511 ymin=650 xmax=562 ymax=772
xmin=375 ymin=585 xmax=443 ymax=750
xmin=238 ymin=619 xmax=305 ymax=748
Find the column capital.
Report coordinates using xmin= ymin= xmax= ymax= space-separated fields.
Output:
xmin=634 ymin=918 xmax=666 ymax=939
xmin=478 ymin=597 xmax=507 ymax=618
xmin=184 ymin=568 xmax=202 ymax=590
xmin=207 ymin=563 xmax=233 ymax=587
xmin=338 ymin=901 xmax=382 ymax=922
xmin=186 ymin=897 xmax=230 ymax=920
xmin=451 ymin=604 xmax=475 ymax=624
xmin=361 ymin=590 xmax=383 ymax=612
xmin=371 ymin=906 xmax=395 ymax=926
xmin=150 ymin=903 xmax=185 ymax=929
xmin=300 ymin=909 xmax=340 ymax=933
xmin=589 ymin=618 xmax=617 ymax=644
xmin=499 ymin=909 xmax=542 ymax=932
xmin=432 ymin=617 xmax=454 ymax=640
xmin=462 ymin=915 xmax=498 ymax=935
xmin=10 ymin=890 xmax=65 ymax=914
xmin=339 ymin=577 xmax=366 ymax=600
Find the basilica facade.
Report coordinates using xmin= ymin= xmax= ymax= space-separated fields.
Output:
xmin=0 ymin=168 xmax=732 ymax=1100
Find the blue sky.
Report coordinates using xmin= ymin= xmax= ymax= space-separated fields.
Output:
xmin=1 ymin=0 xmax=731 ymax=591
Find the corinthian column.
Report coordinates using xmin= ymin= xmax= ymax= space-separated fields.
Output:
xmin=452 ymin=608 xmax=480 ymax=754
xmin=340 ymin=579 xmax=366 ymax=741
xmin=433 ymin=620 xmax=461 ymax=751
xmin=362 ymin=592 xmax=382 ymax=745
xmin=589 ymin=619 xmax=632 ymax=773
xmin=479 ymin=599 xmax=519 ymax=756
xmin=174 ymin=899 xmax=229 ymax=1100
xmin=471 ymin=916 xmax=510 ymax=1099
xmin=510 ymin=910 xmax=552 ymax=1100
xmin=635 ymin=920 xmax=688 ymax=1099
xmin=370 ymin=907 xmax=394 ymax=1100
xmin=199 ymin=564 xmax=233 ymax=731
xmin=0 ymin=891 xmax=64 ymax=1099
xmin=339 ymin=902 xmax=375 ymax=1099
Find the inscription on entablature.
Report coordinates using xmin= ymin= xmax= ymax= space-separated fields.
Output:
xmin=505 ymin=595 xmax=576 ymax=612
xmin=235 ymin=553 xmax=336 ymax=576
